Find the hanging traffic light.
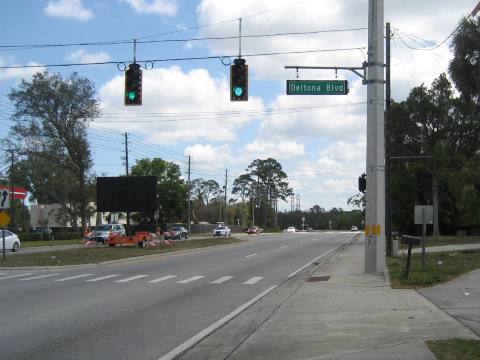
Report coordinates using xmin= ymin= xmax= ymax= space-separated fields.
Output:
xmin=125 ymin=63 xmax=142 ymax=106
xmin=358 ymin=174 xmax=366 ymax=193
xmin=230 ymin=58 xmax=248 ymax=101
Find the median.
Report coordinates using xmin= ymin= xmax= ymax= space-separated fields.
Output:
xmin=1 ymin=237 xmax=243 ymax=267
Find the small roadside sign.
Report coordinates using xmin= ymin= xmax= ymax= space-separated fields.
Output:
xmin=0 ymin=189 xmax=10 ymax=209
xmin=0 ymin=212 xmax=10 ymax=227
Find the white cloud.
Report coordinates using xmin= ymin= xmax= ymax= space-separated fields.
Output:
xmin=120 ymin=0 xmax=177 ymax=15
xmin=185 ymin=144 xmax=232 ymax=170
xmin=66 ymin=49 xmax=111 ymax=64
xmin=243 ymin=140 xmax=304 ymax=160
xmin=0 ymin=57 xmax=45 ymax=82
xmin=97 ymin=65 xmax=264 ymax=144
xmin=44 ymin=0 xmax=94 ymax=21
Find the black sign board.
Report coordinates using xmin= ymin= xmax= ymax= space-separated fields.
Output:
xmin=96 ymin=176 xmax=157 ymax=212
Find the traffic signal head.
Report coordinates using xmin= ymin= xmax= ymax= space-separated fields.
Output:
xmin=358 ymin=174 xmax=366 ymax=193
xmin=230 ymin=58 xmax=248 ymax=101
xmin=125 ymin=63 xmax=142 ymax=106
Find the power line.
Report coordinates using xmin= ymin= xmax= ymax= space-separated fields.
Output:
xmin=0 ymin=27 xmax=368 ymax=51
xmin=0 ymin=47 xmax=366 ymax=70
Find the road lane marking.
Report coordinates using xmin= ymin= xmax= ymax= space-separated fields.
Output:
xmin=19 ymin=273 xmax=59 ymax=281
xmin=0 ymin=273 xmax=34 ymax=280
xmin=279 ymin=245 xmax=288 ymax=249
xmin=114 ymin=275 xmax=149 ymax=283
xmin=243 ymin=276 xmax=262 ymax=284
xmin=245 ymin=253 xmax=257 ymax=258
xmin=287 ymin=245 xmax=342 ymax=279
xmin=149 ymin=275 xmax=176 ymax=283
xmin=157 ymin=285 xmax=277 ymax=360
xmin=86 ymin=274 xmax=120 ymax=282
xmin=210 ymin=276 xmax=233 ymax=284
xmin=177 ymin=276 xmax=205 ymax=284
xmin=54 ymin=274 xmax=94 ymax=282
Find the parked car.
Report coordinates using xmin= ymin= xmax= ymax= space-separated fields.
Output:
xmin=1 ymin=230 xmax=21 ymax=252
xmin=351 ymin=225 xmax=359 ymax=231
xmin=246 ymin=226 xmax=261 ymax=235
xmin=212 ymin=225 xmax=231 ymax=237
xmin=165 ymin=226 xmax=189 ymax=240
xmin=88 ymin=224 xmax=126 ymax=244
xmin=32 ymin=227 xmax=53 ymax=234
xmin=286 ymin=227 xmax=296 ymax=233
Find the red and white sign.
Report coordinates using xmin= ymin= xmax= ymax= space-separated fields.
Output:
xmin=0 ymin=185 xmax=27 ymax=200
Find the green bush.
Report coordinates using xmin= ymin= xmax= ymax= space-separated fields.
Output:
xmin=19 ymin=233 xmax=43 ymax=242
xmin=53 ymin=232 xmax=82 ymax=240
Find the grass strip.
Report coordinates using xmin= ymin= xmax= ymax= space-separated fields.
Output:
xmin=399 ymin=236 xmax=480 ymax=250
xmin=22 ymin=239 xmax=83 ymax=248
xmin=387 ymin=250 xmax=480 ymax=288
xmin=2 ymin=237 xmax=243 ymax=267
xmin=426 ymin=339 xmax=480 ymax=360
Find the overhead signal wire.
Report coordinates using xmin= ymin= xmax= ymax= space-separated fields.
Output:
xmin=0 ymin=27 xmax=367 ymax=51
xmin=0 ymin=47 xmax=366 ymax=70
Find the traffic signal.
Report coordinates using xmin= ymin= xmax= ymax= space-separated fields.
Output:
xmin=358 ymin=174 xmax=366 ymax=193
xmin=125 ymin=63 xmax=142 ymax=106
xmin=230 ymin=58 xmax=248 ymax=101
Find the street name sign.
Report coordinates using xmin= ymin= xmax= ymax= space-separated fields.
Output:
xmin=286 ymin=80 xmax=349 ymax=95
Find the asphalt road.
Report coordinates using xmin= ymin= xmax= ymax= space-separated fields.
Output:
xmin=0 ymin=231 xmax=355 ymax=360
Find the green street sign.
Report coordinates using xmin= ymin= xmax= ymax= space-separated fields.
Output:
xmin=286 ymin=80 xmax=349 ymax=95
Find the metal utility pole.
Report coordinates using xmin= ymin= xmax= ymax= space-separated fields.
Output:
xmin=385 ymin=22 xmax=392 ymax=257
xmin=9 ymin=149 xmax=14 ymax=230
xmin=291 ymin=195 xmax=295 ymax=212
xmin=365 ymin=0 xmax=385 ymax=273
xmin=296 ymin=194 xmax=301 ymax=211
xmin=187 ymin=155 xmax=191 ymax=235
xmin=224 ymin=169 xmax=228 ymax=226
xmin=124 ymin=132 xmax=131 ymax=235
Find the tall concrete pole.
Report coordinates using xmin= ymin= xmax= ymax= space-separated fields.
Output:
xmin=187 ymin=155 xmax=191 ymax=235
xmin=365 ymin=0 xmax=385 ymax=273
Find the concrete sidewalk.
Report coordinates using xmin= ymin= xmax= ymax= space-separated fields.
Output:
xmin=181 ymin=237 xmax=478 ymax=360
xmin=400 ymin=243 xmax=480 ymax=255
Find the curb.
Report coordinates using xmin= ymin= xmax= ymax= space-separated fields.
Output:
xmin=0 ymin=240 xmax=248 ymax=271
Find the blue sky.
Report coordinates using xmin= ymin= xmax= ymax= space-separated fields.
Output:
xmin=0 ymin=0 xmax=477 ymax=211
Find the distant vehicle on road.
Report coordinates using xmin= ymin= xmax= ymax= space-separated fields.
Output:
xmin=286 ymin=227 xmax=296 ymax=233
xmin=246 ymin=226 xmax=261 ymax=235
xmin=351 ymin=225 xmax=359 ymax=231
xmin=165 ymin=226 xmax=189 ymax=240
xmin=1 ymin=230 xmax=21 ymax=252
xmin=88 ymin=224 xmax=126 ymax=244
xmin=212 ymin=225 xmax=231 ymax=237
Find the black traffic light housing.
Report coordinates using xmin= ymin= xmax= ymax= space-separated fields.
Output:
xmin=125 ymin=63 xmax=142 ymax=106
xmin=230 ymin=58 xmax=248 ymax=101
xmin=358 ymin=174 xmax=366 ymax=193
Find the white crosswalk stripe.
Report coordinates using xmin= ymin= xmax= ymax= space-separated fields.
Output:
xmin=55 ymin=274 xmax=94 ymax=282
xmin=114 ymin=275 xmax=149 ymax=283
xmin=19 ymin=274 xmax=59 ymax=281
xmin=177 ymin=276 xmax=205 ymax=284
xmin=210 ymin=276 xmax=234 ymax=284
xmin=0 ymin=273 xmax=34 ymax=280
xmin=243 ymin=277 xmax=263 ymax=284
xmin=85 ymin=274 xmax=120 ymax=282
xmin=148 ymin=275 xmax=176 ymax=283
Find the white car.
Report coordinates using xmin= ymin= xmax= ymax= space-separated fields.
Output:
xmin=212 ymin=225 xmax=231 ymax=237
xmin=1 ymin=230 xmax=21 ymax=252
xmin=351 ymin=225 xmax=359 ymax=231
xmin=286 ymin=227 xmax=296 ymax=233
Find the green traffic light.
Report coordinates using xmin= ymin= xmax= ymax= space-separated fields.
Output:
xmin=127 ymin=91 xmax=137 ymax=101
xmin=233 ymin=86 xmax=243 ymax=97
